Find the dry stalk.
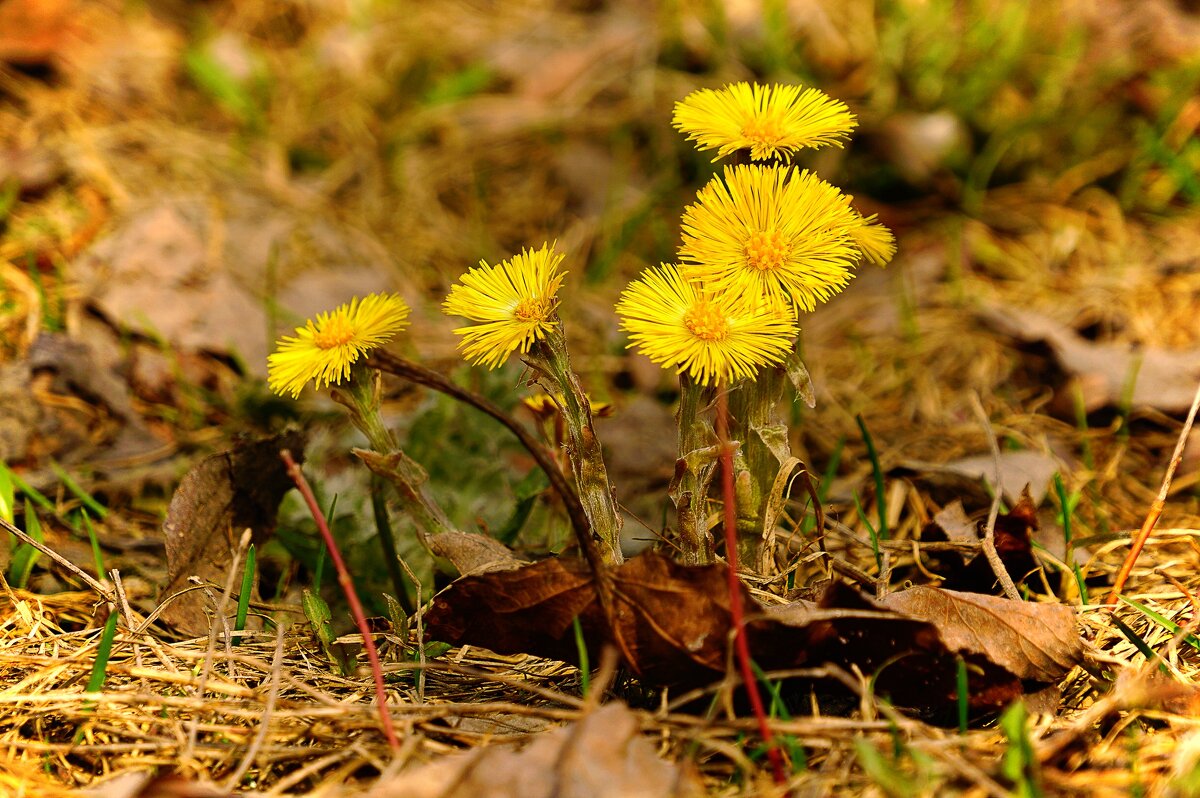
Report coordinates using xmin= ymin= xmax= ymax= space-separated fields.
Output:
xmin=970 ymin=393 xmax=1021 ymax=601
xmin=1106 ymin=377 xmax=1200 ymax=604
xmin=281 ymin=449 xmax=401 ymax=750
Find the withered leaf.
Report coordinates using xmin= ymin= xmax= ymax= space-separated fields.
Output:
xmin=880 ymin=586 xmax=1082 ymax=682
xmin=428 ymin=530 xmax=526 ymax=577
xmin=159 ymin=431 xmax=305 ymax=633
xmin=425 ymin=556 xmax=598 ymax=666
xmin=897 ymin=450 xmax=1060 ymax=505
xmin=360 ymin=702 xmax=701 ymax=798
xmin=931 ymin=491 xmax=1043 ymax=595
xmin=981 ymin=304 xmax=1200 ymax=413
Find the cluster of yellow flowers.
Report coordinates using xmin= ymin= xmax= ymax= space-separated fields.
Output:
xmin=266 ymin=82 xmax=895 ymax=397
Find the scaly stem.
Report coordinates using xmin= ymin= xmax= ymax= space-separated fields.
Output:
xmin=333 ymin=363 xmax=456 ymax=545
xmin=728 ymin=368 xmax=787 ymax=565
xmin=671 ymin=375 xmax=716 ymax=564
xmin=716 ymin=388 xmax=787 ymax=786
xmin=367 ymin=349 xmax=590 ymax=551
xmin=281 ymin=450 xmax=400 ymax=749
xmin=524 ymin=319 xmax=622 ymax=567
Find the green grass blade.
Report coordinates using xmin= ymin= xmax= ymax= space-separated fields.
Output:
xmin=956 ymin=655 xmax=969 ymax=734
xmin=78 ymin=508 xmax=106 ymax=581
xmin=0 ymin=461 xmax=14 ymax=523
xmin=853 ymin=490 xmax=883 ymax=572
xmin=855 ymin=415 xmax=888 ymax=539
xmin=573 ymin=615 xmax=590 ymax=698
xmin=86 ymin=609 xmax=120 ymax=693
xmin=1110 ymin=614 xmax=1168 ymax=674
xmin=1120 ymin=596 xmax=1200 ymax=652
xmin=9 ymin=501 xmax=44 ymax=589
xmin=49 ymin=461 xmax=107 ymax=519
xmin=234 ymin=543 xmax=256 ymax=646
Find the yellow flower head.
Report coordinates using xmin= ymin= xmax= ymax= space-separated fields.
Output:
xmin=679 ymin=164 xmax=862 ymax=313
xmin=848 ymin=212 xmax=897 ymax=267
xmin=442 ymin=242 xmax=566 ymax=369
xmin=522 ymin=393 xmax=613 ymax=419
xmin=673 ymin=82 xmax=856 ymax=162
xmin=268 ymin=293 xmax=411 ymax=398
xmin=615 ymin=264 xmax=797 ymax=386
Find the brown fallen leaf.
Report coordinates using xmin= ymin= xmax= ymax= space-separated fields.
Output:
xmin=897 ymin=449 xmax=1061 ymax=505
xmin=980 ymin=304 xmax=1200 ymax=413
xmin=159 ymin=431 xmax=305 ymax=634
xmin=428 ymin=552 xmax=1080 ymax=714
xmin=429 ymin=530 xmax=526 ymax=576
xmin=922 ymin=491 xmax=1044 ymax=595
xmin=880 ymin=586 xmax=1082 ymax=683
xmin=360 ymin=702 xmax=702 ymax=798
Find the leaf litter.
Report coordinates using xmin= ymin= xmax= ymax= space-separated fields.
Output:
xmin=2 ymin=0 xmax=1200 ymax=795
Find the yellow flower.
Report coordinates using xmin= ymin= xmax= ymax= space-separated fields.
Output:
xmin=615 ymin=264 xmax=797 ymax=386
xmin=679 ymin=164 xmax=862 ymax=313
xmin=523 ymin=393 xmax=613 ymax=419
xmin=443 ymin=242 xmax=566 ymax=369
xmin=268 ymin=293 xmax=410 ymax=398
xmin=848 ymin=212 xmax=897 ymax=267
xmin=673 ymin=82 xmax=856 ymax=162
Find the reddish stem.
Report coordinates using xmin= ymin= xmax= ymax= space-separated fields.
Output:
xmin=715 ymin=389 xmax=788 ymax=787
xmin=281 ymin=450 xmax=401 ymax=749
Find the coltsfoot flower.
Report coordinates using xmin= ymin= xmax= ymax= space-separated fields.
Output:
xmin=679 ymin=164 xmax=863 ymax=313
xmin=673 ymin=82 xmax=856 ymax=162
xmin=849 ymin=212 xmax=897 ymax=267
xmin=616 ymin=263 xmax=797 ymax=386
xmin=443 ymin=242 xmax=566 ymax=369
xmin=268 ymin=293 xmax=411 ymax=398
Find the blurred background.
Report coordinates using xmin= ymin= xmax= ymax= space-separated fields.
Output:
xmin=3 ymin=0 xmax=1200 ymax=602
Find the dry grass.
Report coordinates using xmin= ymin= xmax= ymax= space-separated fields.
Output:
xmin=3 ymin=0 xmax=1200 ymax=794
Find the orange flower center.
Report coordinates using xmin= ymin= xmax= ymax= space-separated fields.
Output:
xmin=313 ymin=316 xmax=355 ymax=349
xmin=744 ymin=230 xmax=788 ymax=272
xmin=513 ymin=298 xmax=548 ymax=322
xmin=684 ymin=301 xmax=729 ymax=342
xmin=742 ymin=117 xmax=782 ymax=148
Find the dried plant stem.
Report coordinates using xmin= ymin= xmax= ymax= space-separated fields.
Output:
xmin=369 ymin=349 xmax=590 ymax=549
xmin=1106 ymin=378 xmax=1200 ymax=605
xmin=281 ymin=449 xmax=400 ymax=750
xmin=716 ymin=388 xmax=788 ymax=788
xmin=672 ymin=375 xmax=716 ymax=565
xmin=526 ymin=323 xmax=623 ymax=567
xmin=0 ymin=515 xmax=116 ymax=603
xmin=970 ymin=395 xmax=1021 ymax=601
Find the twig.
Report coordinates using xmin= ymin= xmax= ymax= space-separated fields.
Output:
xmin=185 ymin=528 xmax=251 ymax=761
xmin=970 ymin=394 xmax=1021 ymax=601
xmin=368 ymin=350 xmax=590 ymax=547
xmin=281 ymin=449 xmax=401 ymax=749
xmin=715 ymin=388 xmax=789 ymax=789
xmin=1106 ymin=378 xmax=1200 ymax=605
xmin=225 ymin=622 xmax=287 ymax=789
xmin=0 ymin=515 xmax=116 ymax=603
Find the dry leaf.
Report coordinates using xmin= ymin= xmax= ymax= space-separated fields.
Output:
xmin=429 ymin=530 xmax=526 ymax=576
xmin=898 ymin=450 xmax=1061 ymax=505
xmin=881 ymin=586 xmax=1082 ymax=683
xmin=981 ymin=304 xmax=1200 ymax=413
xmin=362 ymin=703 xmax=700 ymax=798
xmin=926 ymin=491 xmax=1043 ymax=594
xmin=159 ymin=431 xmax=305 ymax=633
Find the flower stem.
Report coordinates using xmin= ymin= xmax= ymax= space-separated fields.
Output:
xmin=281 ymin=449 xmax=400 ymax=750
xmin=728 ymin=368 xmax=787 ymax=564
xmin=367 ymin=350 xmax=590 ymax=556
xmin=671 ymin=374 xmax=716 ymax=564
xmin=716 ymin=389 xmax=787 ymax=787
xmin=333 ymin=363 xmax=456 ymax=544
xmin=525 ymin=321 xmax=623 ymax=567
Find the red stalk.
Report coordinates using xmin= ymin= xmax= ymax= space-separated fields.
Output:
xmin=715 ymin=389 xmax=788 ymax=787
xmin=281 ymin=450 xmax=401 ymax=749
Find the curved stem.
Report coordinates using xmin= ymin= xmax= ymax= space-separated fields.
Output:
xmin=368 ymin=350 xmax=591 ymax=557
